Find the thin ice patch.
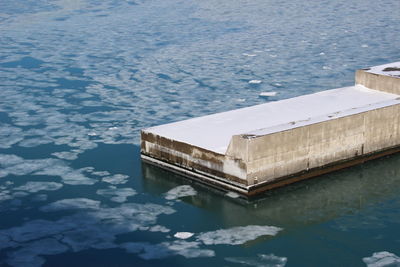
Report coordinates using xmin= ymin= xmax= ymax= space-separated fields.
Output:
xmin=363 ymin=251 xmax=400 ymax=267
xmin=96 ymin=187 xmax=137 ymax=203
xmin=164 ymin=185 xmax=197 ymax=200
xmin=40 ymin=198 xmax=101 ymax=212
xmin=197 ymin=225 xmax=282 ymax=245
xmin=225 ymin=254 xmax=288 ymax=267
xmin=149 ymin=225 xmax=170 ymax=233
xmin=6 ymin=238 xmax=68 ymax=267
xmin=121 ymin=240 xmax=215 ymax=259
xmin=15 ymin=182 xmax=63 ymax=193
xmin=101 ymin=174 xmax=129 ymax=185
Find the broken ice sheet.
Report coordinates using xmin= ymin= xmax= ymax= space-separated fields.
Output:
xmin=15 ymin=182 xmax=63 ymax=193
xmin=96 ymin=187 xmax=137 ymax=203
xmin=51 ymin=151 xmax=80 ymax=161
xmin=40 ymin=198 xmax=101 ymax=212
xmin=197 ymin=225 xmax=282 ymax=245
xmin=149 ymin=225 xmax=170 ymax=233
xmin=0 ymin=154 xmax=96 ymax=185
xmin=101 ymin=174 xmax=129 ymax=185
xmin=164 ymin=185 xmax=197 ymax=200
xmin=6 ymin=238 xmax=68 ymax=267
xmin=121 ymin=240 xmax=215 ymax=260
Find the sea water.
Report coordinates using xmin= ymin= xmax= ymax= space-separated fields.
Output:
xmin=0 ymin=0 xmax=400 ymax=266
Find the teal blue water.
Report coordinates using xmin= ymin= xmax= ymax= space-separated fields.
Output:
xmin=1 ymin=0 xmax=400 ymax=266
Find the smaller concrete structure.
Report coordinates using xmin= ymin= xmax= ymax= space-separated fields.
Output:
xmin=141 ymin=62 xmax=400 ymax=196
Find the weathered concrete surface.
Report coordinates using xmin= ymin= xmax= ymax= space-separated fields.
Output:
xmin=141 ymin=63 xmax=400 ymax=196
xmin=356 ymin=62 xmax=400 ymax=94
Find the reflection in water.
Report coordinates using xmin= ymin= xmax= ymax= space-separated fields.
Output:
xmin=142 ymin=152 xmax=400 ymax=228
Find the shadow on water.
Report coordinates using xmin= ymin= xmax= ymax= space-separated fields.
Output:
xmin=141 ymin=152 xmax=400 ymax=229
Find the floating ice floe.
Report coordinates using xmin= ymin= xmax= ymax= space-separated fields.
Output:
xmin=174 ymin=232 xmax=194 ymax=239
xmin=121 ymin=240 xmax=215 ymax=259
xmin=149 ymin=225 xmax=170 ymax=233
xmin=197 ymin=225 xmax=282 ymax=245
xmin=242 ymin=53 xmax=257 ymax=57
xmin=96 ymin=187 xmax=136 ymax=203
xmin=91 ymin=171 xmax=111 ymax=176
xmin=363 ymin=251 xmax=400 ymax=267
xmin=51 ymin=151 xmax=79 ymax=161
xmin=259 ymin=91 xmax=277 ymax=97
xmin=15 ymin=182 xmax=63 ymax=193
xmin=225 ymin=253 xmax=288 ymax=267
xmin=40 ymin=198 xmax=101 ymax=212
xmin=164 ymin=185 xmax=197 ymax=200
xmin=0 ymin=154 xmax=96 ymax=185
xmin=249 ymin=80 xmax=262 ymax=84
xmin=6 ymin=238 xmax=69 ymax=267
xmin=101 ymin=174 xmax=129 ymax=185
xmin=0 ymin=202 xmax=177 ymax=264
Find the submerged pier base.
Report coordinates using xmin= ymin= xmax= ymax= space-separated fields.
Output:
xmin=141 ymin=62 xmax=400 ymax=196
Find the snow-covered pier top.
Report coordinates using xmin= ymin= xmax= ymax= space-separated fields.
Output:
xmin=141 ymin=62 xmax=400 ymax=196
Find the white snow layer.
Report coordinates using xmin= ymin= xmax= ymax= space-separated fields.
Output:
xmin=144 ymin=85 xmax=400 ymax=154
xmin=366 ymin=62 xmax=400 ymax=77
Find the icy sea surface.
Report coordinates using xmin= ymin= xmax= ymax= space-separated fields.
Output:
xmin=1 ymin=0 xmax=400 ymax=266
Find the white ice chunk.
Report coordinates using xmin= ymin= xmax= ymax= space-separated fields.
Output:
xmin=197 ymin=225 xmax=282 ymax=245
xmin=259 ymin=91 xmax=277 ymax=97
xmin=174 ymin=232 xmax=194 ymax=239
xmin=249 ymin=80 xmax=262 ymax=84
xmin=363 ymin=251 xmax=400 ymax=267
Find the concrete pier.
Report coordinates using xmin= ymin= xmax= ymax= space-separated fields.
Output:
xmin=141 ymin=62 xmax=400 ymax=196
